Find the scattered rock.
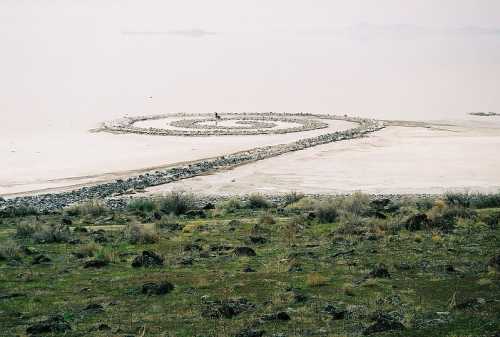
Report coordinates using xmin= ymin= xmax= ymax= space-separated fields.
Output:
xmin=453 ymin=297 xmax=486 ymax=310
xmin=131 ymin=250 xmax=164 ymax=268
xmin=183 ymin=243 xmax=202 ymax=252
xmin=260 ymin=311 xmax=290 ymax=321
xmin=178 ymin=256 xmax=194 ymax=265
xmin=90 ymin=323 xmax=111 ymax=331
xmin=324 ymin=304 xmax=347 ymax=320
xmin=234 ymin=247 xmax=256 ymax=257
xmin=185 ymin=209 xmax=206 ymax=218
xmin=235 ymin=328 xmax=265 ymax=337
xmin=488 ymin=253 xmax=500 ymax=271
xmin=142 ymin=281 xmax=174 ymax=295
xmin=202 ymin=298 xmax=255 ymax=319
xmin=21 ymin=246 xmax=38 ymax=255
xmin=368 ymin=264 xmax=391 ymax=278
xmin=32 ymin=254 xmax=51 ymax=265
xmin=84 ymin=259 xmax=109 ymax=268
xmin=82 ymin=303 xmax=105 ymax=315
xmin=363 ymin=313 xmax=405 ymax=335
xmin=26 ymin=315 xmax=71 ymax=335
xmin=0 ymin=292 xmax=26 ymax=300
xmin=203 ymin=202 xmax=215 ymax=210
xmin=249 ymin=236 xmax=267 ymax=244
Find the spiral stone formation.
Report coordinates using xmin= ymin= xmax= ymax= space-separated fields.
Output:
xmin=101 ymin=113 xmax=343 ymax=136
xmin=1 ymin=113 xmax=385 ymax=212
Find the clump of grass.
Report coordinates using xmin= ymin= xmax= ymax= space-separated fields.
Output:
xmin=258 ymin=213 xmax=276 ymax=225
xmin=155 ymin=213 xmax=182 ymax=231
xmin=128 ymin=198 xmax=157 ymax=214
xmin=15 ymin=221 xmax=39 ymax=239
xmin=0 ymin=205 xmax=38 ymax=218
xmin=64 ymin=199 xmax=108 ymax=217
xmin=0 ymin=240 xmax=21 ymax=261
xmin=286 ymin=197 xmax=316 ymax=211
xmin=32 ymin=224 xmax=73 ymax=244
xmin=158 ymin=191 xmax=194 ymax=215
xmin=125 ymin=224 xmax=159 ymax=244
xmin=217 ymin=197 xmax=242 ymax=214
xmin=336 ymin=213 xmax=366 ymax=235
xmin=283 ymin=215 xmax=305 ymax=246
xmin=282 ymin=191 xmax=305 ymax=206
xmin=246 ymin=193 xmax=271 ymax=209
xmin=306 ymin=272 xmax=328 ymax=287
xmin=427 ymin=199 xmax=477 ymax=231
xmin=315 ymin=199 xmax=339 ymax=223
xmin=74 ymin=242 xmax=100 ymax=258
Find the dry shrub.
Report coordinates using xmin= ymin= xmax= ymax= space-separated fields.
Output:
xmin=246 ymin=193 xmax=271 ymax=209
xmin=126 ymin=224 xmax=159 ymax=244
xmin=0 ymin=240 xmax=21 ymax=261
xmin=306 ymin=272 xmax=328 ymax=287
xmin=74 ymin=242 xmax=100 ymax=258
xmin=158 ymin=191 xmax=194 ymax=215
xmin=32 ymin=224 xmax=73 ymax=243
xmin=258 ymin=213 xmax=276 ymax=225
xmin=286 ymin=197 xmax=316 ymax=211
xmin=217 ymin=197 xmax=242 ymax=213
xmin=64 ymin=199 xmax=108 ymax=217
xmin=282 ymin=191 xmax=305 ymax=206
xmin=315 ymin=199 xmax=339 ymax=223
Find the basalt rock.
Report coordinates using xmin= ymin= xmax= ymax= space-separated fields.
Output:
xmin=26 ymin=315 xmax=71 ymax=335
xmin=234 ymin=247 xmax=257 ymax=257
xmin=131 ymin=250 xmax=164 ymax=268
xmin=142 ymin=281 xmax=174 ymax=295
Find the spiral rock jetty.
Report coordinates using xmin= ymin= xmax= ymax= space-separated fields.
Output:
xmin=0 ymin=113 xmax=385 ymax=212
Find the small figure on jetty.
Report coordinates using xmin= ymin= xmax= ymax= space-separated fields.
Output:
xmin=214 ymin=112 xmax=221 ymax=125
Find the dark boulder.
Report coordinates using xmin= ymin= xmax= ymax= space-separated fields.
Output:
xmin=453 ymin=297 xmax=486 ymax=310
xmin=32 ymin=254 xmax=51 ymax=265
xmin=363 ymin=313 xmax=404 ymax=335
xmin=61 ymin=217 xmax=72 ymax=226
xmin=131 ymin=250 xmax=164 ymax=268
xmin=26 ymin=315 xmax=71 ymax=335
xmin=243 ymin=266 xmax=256 ymax=272
xmin=405 ymin=213 xmax=430 ymax=231
xmin=203 ymin=202 xmax=215 ymax=210
xmin=249 ymin=236 xmax=267 ymax=244
xmin=368 ymin=264 xmax=391 ymax=278
xmin=84 ymin=259 xmax=109 ymax=268
xmin=260 ymin=311 xmax=291 ymax=321
xmin=183 ymin=243 xmax=202 ymax=252
xmin=235 ymin=328 xmax=265 ymax=337
xmin=324 ymin=304 xmax=347 ymax=320
xmin=142 ymin=281 xmax=174 ymax=295
xmin=82 ymin=303 xmax=105 ymax=315
xmin=185 ymin=209 xmax=206 ymax=218
xmin=488 ymin=253 xmax=500 ymax=271
xmin=202 ymin=298 xmax=255 ymax=319
xmin=234 ymin=247 xmax=256 ymax=257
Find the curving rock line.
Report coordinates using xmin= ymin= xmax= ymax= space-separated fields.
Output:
xmin=101 ymin=112 xmax=330 ymax=136
xmin=0 ymin=113 xmax=385 ymax=212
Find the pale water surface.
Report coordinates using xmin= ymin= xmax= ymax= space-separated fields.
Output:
xmin=1 ymin=1 xmax=500 ymax=195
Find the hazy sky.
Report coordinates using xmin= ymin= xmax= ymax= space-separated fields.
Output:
xmin=1 ymin=0 xmax=499 ymax=131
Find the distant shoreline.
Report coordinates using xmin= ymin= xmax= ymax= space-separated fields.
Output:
xmin=469 ymin=112 xmax=499 ymax=116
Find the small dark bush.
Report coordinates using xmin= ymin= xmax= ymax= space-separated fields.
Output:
xmin=128 ymin=198 xmax=157 ymax=214
xmin=282 ymin=191 xmax=305 ymax=206
xmin=315 ymin=200 xmax=338 ymax=224
xmin=158 ymin=191 xmax=194 ymax=215
xmin=246 ymin=193 xmax=271 ymax=209
xmin=0 ymin=205 xmax=38 ymax=218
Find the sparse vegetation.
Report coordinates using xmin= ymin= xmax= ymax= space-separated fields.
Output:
xmin=157 ymin=191 xmax=194 ymax=215
xmin=64 ymin=199 xmax=108 ymax=217
xmin=0 ymin=193 xmax=499 ymax=337
xmin=246 ymin=193 xmax=271 ymax=209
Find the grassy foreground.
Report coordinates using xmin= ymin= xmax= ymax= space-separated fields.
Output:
xmin=0 ymin=192 xmax=499 ymax=337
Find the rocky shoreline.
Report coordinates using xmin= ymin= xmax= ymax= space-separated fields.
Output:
xmin=0 ymin=114 xmax=384 ymax=213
